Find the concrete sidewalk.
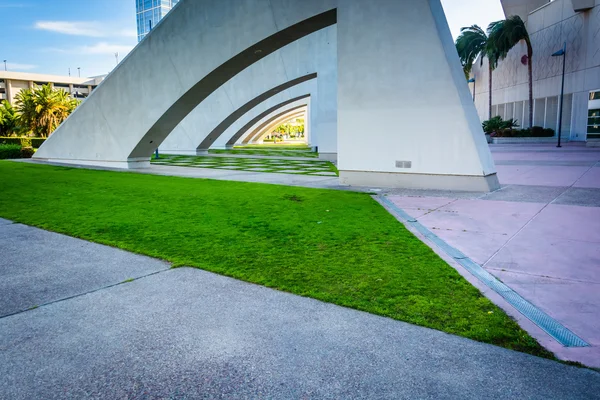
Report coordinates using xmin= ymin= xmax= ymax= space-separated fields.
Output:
xmin=1 ymin=221 xmax=599 ymax=398
xmin=386 ymin=143 xmax=600 ymax=367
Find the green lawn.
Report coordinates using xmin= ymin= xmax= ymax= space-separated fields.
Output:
xmin=0 ymin=162 xmax=552 ymax=358
xmin=153 ymin=154 xmax=338 ymax=176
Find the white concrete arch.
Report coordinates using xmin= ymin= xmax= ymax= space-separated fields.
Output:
xmin=243 ymin=108 xmax=307 ymax=144
xmin=35 ymin=0 xmax=499 ymax=191
xmin=241 ymin=103 xmax=309 ymax=145
xmin=210 ymin=84 xmax=315 ymax=150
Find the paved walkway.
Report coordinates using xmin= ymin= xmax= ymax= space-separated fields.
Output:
xmin=1 ymin=220 xmax=599 ymax=398
xmin=385 ymin=143 xmax=600 ymax=367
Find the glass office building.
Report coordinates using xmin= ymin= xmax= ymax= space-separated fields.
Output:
xmin=136 ymin=0 xmax=180 ymax=42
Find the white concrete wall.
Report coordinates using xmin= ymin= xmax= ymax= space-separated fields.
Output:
xmin=337 ymin=0 xmax=497 ymax=190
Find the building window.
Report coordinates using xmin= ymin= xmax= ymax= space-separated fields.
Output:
xmin=545 ymin=96 xmax=558 ymax=132
xmin=588 ymin=109 xmax=600 ymax=138
xmin=561 ymin=94 xmax=573 ymax=137
xmin=534 ymin=98 xmax=545 ymax=127
xmin=515 ymin=101 xmax=524 ymax=127
xmin=590 ymin=91 xmax=600 ymax=101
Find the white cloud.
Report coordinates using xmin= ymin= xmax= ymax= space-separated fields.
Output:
xmin=35 ymin=21 xmax=106 ymax=37
xmin=44 ymin=42 xmax=134 ymax=57
xmin=79 ymin=42 xmax=134 ymax=55
xmin=5 ymin=62 xmax=37 ymax=71
xmin=34 ymin=21 xmax=136 ymax=39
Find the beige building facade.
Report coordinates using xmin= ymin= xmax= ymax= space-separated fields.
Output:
xmin=0 ymin=71 xmax=104 ymax=105
xmin=470 ymin=0 xmax=600 ymax=141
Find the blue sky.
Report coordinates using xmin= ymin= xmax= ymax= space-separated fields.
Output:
xmin=1 ymin=0 xmax=504 ymax=78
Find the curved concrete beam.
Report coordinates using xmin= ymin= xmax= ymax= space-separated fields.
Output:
xmin=245 ymin=109 xmax=306 ymax=144
xmin=250 ymin=110 xmax=307 ymax=144
xmin=195 ymin=87 xmax=314 ymax=150
xmin=242 ymin=107 xmax=306 ymax=144
xmin=215 ymin=86 xmax=315 ymax=149
xmin=196 ymin=75 xmax=313 ymax=151
xmin=227 ymin=95 xmax=309 ymax=147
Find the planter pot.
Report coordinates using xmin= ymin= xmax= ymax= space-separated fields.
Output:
xmin=485 ymin=134 xmax=492 ymax=144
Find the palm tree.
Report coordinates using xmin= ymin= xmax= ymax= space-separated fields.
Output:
xmin=0 ymin=100 xmax=18 ymax=136
xmin=455 ymin=25 xmax=499 ymax=120
xmin=14 ymin=88 xmax=37 ymax=135
xmin=488 ymin=16 xmax=533 ymax=128
xmin=14 ymin=84 xmax=80 ymax=137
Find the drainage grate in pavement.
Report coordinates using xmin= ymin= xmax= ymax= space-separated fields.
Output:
xmin=379 ymin=195 xmax=590 ymax=348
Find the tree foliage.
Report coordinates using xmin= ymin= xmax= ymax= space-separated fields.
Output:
xmin=8 ymin=84 xmax=80 ymax=138
xmin=0 ymin=101 xmax=19 ymax=136
xmin=487 ymin=15 xmax=534 ymax=128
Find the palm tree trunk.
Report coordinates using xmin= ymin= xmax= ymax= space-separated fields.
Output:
xmin=488 ymin=61 xmax=493 ymax=120
xmin=527 ymin=41 xmax=533 ymax=128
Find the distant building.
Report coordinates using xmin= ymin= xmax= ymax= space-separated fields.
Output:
xmin=470 ymin=0 xmax=600 ymax=142
xmin=0 ymin=71 xmax=105 ymax=105
xmin=136 ymin=0 xmax=180 ymax=42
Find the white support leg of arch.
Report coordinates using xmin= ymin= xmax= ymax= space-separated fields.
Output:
xmin=337 ymin=0 xmax=498 ymax=190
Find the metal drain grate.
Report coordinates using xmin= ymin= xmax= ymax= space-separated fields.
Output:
xmin=379 ymin=195 xmax=589 ymax=348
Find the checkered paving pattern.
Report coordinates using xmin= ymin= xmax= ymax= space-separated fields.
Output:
xmin=152 ymin=155 xmax=338 ymax=176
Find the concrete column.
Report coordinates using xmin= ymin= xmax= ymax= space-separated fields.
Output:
xmin=28 ymin=81 xmax=34 ymax=89
xmin=69 ymin=84 xmax=74 ymax=97
xmin=5 ymin=79 xmax=12 ymax=104
xmin=336 ymin=0 xmax=498 ymax=191
xmin=313 ymin=26 xmax=337 ymax=162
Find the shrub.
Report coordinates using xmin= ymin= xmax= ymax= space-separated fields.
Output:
xmin=482 ymin=116 xmax=519 ymax=134
xmin=0 ymin=137 xmax=46 ymax=148
xmin=31 ymin=138 xmax=46 ymax=148
xmin=542 ymin=128 xmax=555 ymax=137
xmin=491 ymin=126 xmax=555 ymax=138
xmin=20 ymin=147 xmax=35 ymax=158
xmin=482 ymin=116 xmax=504 ymax=134
xmin=0 ymin=144 xmax=23 ymax=159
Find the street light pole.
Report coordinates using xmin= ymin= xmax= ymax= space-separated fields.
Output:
xmin=552 ymin=42 xmax=566 ymax=148
xmin=77 ymin=67 xmax=81 ymax=78
xmin=3 ymin=60 xmax=6 ymax=71
xmin=468 ymin=78 xmax=476 ymax=102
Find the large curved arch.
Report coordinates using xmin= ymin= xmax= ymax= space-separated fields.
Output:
xmin=36 ymin=0 xmax=499 ymax=191
xmin=250 ymin=111 xmax=306 ymax=144
xmin=160 ymin=24 xmax=336 ymax=156
xmin=227 ymin=95 xmax=309 ymax=147
xmin=35 ymin=1 xmax=336 ymax=167
xmin=236 ymin=101 xmax=310 ymax=145
xmin=213 ymin=91 xmax=313 ymax=149
xmin=243 ymin=108 xmax=307 ymax=144
xmin=196 ymin=75 xmax=314 ymax=151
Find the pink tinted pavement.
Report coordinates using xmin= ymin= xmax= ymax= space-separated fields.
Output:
xmin=387 ymin=144 xmax=600 ymax=367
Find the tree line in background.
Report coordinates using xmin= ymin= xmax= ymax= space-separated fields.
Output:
xmin=455 ymin=15 xmax=533 ymax=128
xmin=0 ymin=84 xmax=80 ymax=138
